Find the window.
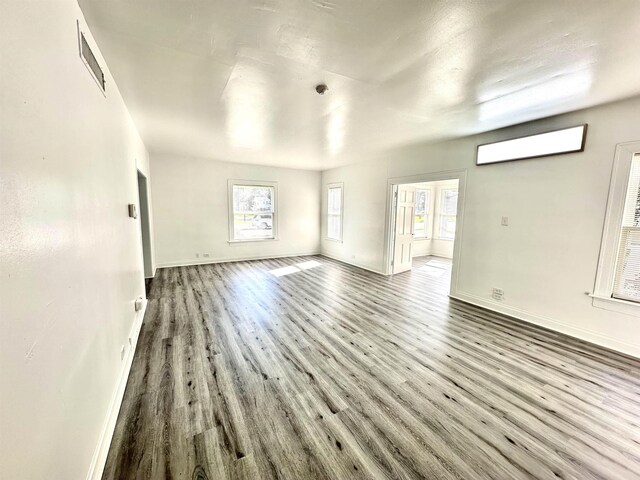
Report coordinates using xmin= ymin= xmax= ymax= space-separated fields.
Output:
xmin=228 ymin=181 xmax=277 ymax=242
xmin=593 ymin=143 xmax=640 ymax=315
xmin=612 ymin=154 xmax=640 ymax=302
xmin=439 ymin=188 xmax=458 ymax=240
xmin=414 ymin=189 xmax=430 ymax=238
xmin=327 ymin=183 xmax=343 ymax=241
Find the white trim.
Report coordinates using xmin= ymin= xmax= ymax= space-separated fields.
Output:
xmin=384 ymin=169 xmax=467 ymax=296
xmin=451 ymin=291 xmax=640 ymax=359
xmin=227 ymin=179 xmax=278 ymax=242
xmin=86 ymin=301 xmax=147 ymax=480
xmin=592 ymin=141 xmax=640 ymax=306
xmin=326 ymin=182 xmax=344 ymax=242
xmin=589 ymin=294 xmax=640 ymax=317
xmin=319 ymin=253 xmax=385 ymax=275
xmin=157 ymin=251 xmax=321 ymax=269
xmin=228 ymin=238 xmax=280 ymax=244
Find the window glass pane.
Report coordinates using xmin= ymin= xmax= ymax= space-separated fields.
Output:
xmin=415 ymin=190 xmax=426 ymax=215
xmin=234 ymin=213 xmax=273 ymax=239
xmin=621 ymin=155 xmax=640 ymax=227
xmin=328 ymin=187 xmax=342 ymax=215
xmin=439 ymin=215 xmax=456 ymax=240
xmin=233 ymin=185 xmax=273 ymax=213
xmin=232 ymin=184 xmax=275 ymax=240
xmin=441 ymin=189 xmax=458 ymax=215
xmin=414 ymin=189 xmax=430 ymax=238
xmin=414 ymin=216 xmax=426 ymax=238
xmin=328 ymin=214 xmax=341 ymax=240
xmin=613 ymin=155 xmax=640 ymax=301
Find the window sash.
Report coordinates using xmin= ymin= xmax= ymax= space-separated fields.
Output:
xmin=439 ymin=214 xmax=456 ymax=240
xmin=414 ymin=189 xmax=430 ymax=238
xmin=612 ymin=155 xmax=640 ymax=302
xmin=613 ymin=227 xmax=640 ymax=302
xmin=327 ymin=184 xmax=343 ymax=241
xmin=229 ymin=181 xmax=277 ymax=242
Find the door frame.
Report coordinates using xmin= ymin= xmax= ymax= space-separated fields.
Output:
xmin=136 ymin=169 xmax=154 ymax=279
xmin=383 ymin=169 xmax=467 ymax=295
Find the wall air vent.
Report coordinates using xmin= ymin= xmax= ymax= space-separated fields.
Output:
xmin=77 ymin=21 xmax=105 ymax=94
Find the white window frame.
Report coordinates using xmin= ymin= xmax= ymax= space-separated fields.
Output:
xmin=326 ymin=182 xmax=344 ymax=242
xmin=228 ymin=180 xmax=278 ymax=243
xmin=438 ymin=187 xmax=458 ymax=241
xmin=413 ymin=188 xmax=431 ymax=240
xmin=591 ymin=141 xmax=640 ymax=316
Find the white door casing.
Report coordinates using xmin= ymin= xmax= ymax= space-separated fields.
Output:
xmin=393 ymin=185 xmax=416 ymax=274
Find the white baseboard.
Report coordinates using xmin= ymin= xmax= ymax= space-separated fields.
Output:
xmin=451 ymin=291 xmax=640 ymax=359
xmin=318 ymin=253 xmax=385 ymax=276
xmin=86 ymin=300 xmax=147 ymax=480
xmin=157 ymin=251 xmax=321 ymax=269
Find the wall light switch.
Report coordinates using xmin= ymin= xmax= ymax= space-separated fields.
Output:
xmin=501 ymin=216 xmax=509 ymax=226
xmin=128 ymin=204 xmax=138 ymax=219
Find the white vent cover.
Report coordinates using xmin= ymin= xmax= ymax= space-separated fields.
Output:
xmin=77 ymin=21 xmax=105 ymax=93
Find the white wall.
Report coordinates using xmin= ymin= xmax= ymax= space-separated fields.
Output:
xmin=151 ymin=154 xmax=321 ymax=267
xmin=0 ymin=2 xmax=152 ymax=479
xmin=410 ymin=180 xmax=458 ymax=259
xmin=321 ymin=96 xmax=640 ymax=357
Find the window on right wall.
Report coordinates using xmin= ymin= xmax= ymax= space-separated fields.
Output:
xmin=593 ymin=143 xmax=640 ymax=315
xmin=438 ymin=188 xmax=458 ymax=240
xmin=612 ymin=153 xmax=640 ymax=302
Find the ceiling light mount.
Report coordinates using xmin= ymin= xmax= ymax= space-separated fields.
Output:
xmin=315 ymin=84 xmax=328 ymax=95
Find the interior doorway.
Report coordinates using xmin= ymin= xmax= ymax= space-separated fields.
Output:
xmin=137 ymin=170 xmax=153 ymax=279
xmin=385 ymin=170 xmax=466 ymax=295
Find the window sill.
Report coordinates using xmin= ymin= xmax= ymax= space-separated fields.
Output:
xmin=589 ymin=293 xmax=640 ymax=317
xmin=228 ymin=238 xmax=279 ymax=244
xmin=325 ymin=238 xmax=343 ymax=243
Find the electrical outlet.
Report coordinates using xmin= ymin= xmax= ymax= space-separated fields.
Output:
xmin=196 ymin=253 xmax=200 ymax=258
xmin=134 ymin=297 xmax=143 ymax=311
xmin=492 ymin=288 xmax=504 ymax=301
xmin=203 ymin=253 xmax=210 ymax=258
xmin=501 ymin=216 xmax=509 ymax=226
xmin=120 ymin=345 xmax=126 ymax=360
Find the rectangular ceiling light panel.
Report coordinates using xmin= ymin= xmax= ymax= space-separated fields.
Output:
xmin=476 ymin=125 xmax=587 ymax=165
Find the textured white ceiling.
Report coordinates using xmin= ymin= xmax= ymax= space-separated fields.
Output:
xmin=78 ymin=0 xmax=640 ymax=170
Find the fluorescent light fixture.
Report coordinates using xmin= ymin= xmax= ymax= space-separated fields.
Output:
xmin=476 ymin=124 xmax=587 ymax=165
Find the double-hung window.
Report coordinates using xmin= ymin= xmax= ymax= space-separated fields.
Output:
xmin=414 ymin=189 xmax=430 ymax=238
xmin=327 ymin=183 xmax=343 ymax=241
xmin=612 ymin=154 xmax=640 ymax=301
xmin=593 ymin=142 xmax=640 ymax=315
xmin=228 ymin=180 xmax=277 ymax=242
xmin=438 ymin=188 xmax=458 ymax=240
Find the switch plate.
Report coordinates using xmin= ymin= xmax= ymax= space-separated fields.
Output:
xmin=128 ymin=204 xmax=138 ymax=219
xmin=501 ymin=216 xmax=509 ymax=226
xmin=492 ymin=288 xmax=504 ymax=301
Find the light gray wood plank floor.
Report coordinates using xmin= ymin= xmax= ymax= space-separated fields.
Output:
xmin=103 ymin=255 xmax=640 ymax=480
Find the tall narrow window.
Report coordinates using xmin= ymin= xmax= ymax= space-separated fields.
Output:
xmin=612 ymin=154 xmax=640 ymax=302
xmin=414 ymin=189 xmax=430 ymax=238
xmin=327 ymin=183 xmax=343 ymax=241
xmin=439 ymin=188 xmax=458 ymax=240
xmin=228 ymin=181 xmax=277 ymax=241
